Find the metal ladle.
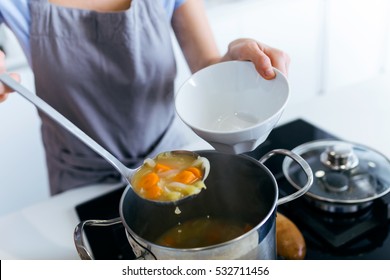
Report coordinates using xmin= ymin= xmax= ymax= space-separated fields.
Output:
xmin=0 ymin=74 xmax=209 ymax=205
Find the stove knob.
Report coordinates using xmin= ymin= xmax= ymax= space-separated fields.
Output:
xmin=320 ymin=144 xmax=359 ymax=170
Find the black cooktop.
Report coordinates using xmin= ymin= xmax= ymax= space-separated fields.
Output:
xmin=75 ymin=118 xmax=390 ymax=260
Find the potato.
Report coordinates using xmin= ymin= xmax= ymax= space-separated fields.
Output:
xmin=276 ymin=212 xmax=306 ymax=260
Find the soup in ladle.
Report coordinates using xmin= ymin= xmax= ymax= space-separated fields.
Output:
xmin=131 ymin=151 xmax=210 ymax=201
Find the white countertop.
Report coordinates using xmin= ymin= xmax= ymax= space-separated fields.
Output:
xmin=0 ymin=183 xmax=125 ymax=259
xmin=1 ymin=73 xmax=389 ymax=260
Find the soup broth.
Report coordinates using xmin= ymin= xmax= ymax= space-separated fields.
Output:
xmin=155 ymin=217 xmax=253 ymax=248
xmin=132 ymin=152 xmax=209 ymax=201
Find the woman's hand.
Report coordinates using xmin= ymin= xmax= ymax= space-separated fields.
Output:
xmin=221 ymin=38 xmax=290 ymax=80
xmin=0 ymin=50 xmax=21 ymax=103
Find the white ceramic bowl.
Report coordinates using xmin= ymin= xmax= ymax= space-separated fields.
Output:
xmin=175 ymin=61 xmax=290 ymax=154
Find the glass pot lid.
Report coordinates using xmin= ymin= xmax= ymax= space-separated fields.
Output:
xmin=282 ymin=140 xmax=390 ymax=204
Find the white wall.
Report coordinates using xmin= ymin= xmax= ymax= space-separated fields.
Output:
xmin=323 ymin=0 xmax=390 ymax=94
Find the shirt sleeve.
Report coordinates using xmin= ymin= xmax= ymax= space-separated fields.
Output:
xmin=0 ymin=0 xmax=32 ymax=65
xmin=174 ymin=0 xmax=187 ymax=9
xmin=161 ymin=0 xmax=186 ymax=20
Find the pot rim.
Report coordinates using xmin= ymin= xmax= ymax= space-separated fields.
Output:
xmin=301 ymin=187 xmax=389 ymax=205
xmin=305 ymin=197 xmax=373 ymax=213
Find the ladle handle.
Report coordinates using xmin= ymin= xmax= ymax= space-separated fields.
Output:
xmin=0 ymin=73 xmax=133 ymax=179
xmin=259 ymin=149 xmax=313 ymax=205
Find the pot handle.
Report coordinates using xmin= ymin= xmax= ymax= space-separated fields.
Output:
xmin=74 ymin=218 xmax=157 ymax=260
xmin=74 ymin=217 xmax=122 ymax=260
xmin=259 ymin=149 xmax=313 ymax=205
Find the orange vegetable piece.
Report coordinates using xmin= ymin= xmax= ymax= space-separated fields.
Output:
xmin=138 ymin=172 xmax=159 ymax=190
xmin=161 ymin=236 xmax=176 ymax=247
xmin=136 ymin=172 xmax=162 ymax=199
xmin=206 ymin=229 xmax=221 ymax=245
xmin=244 ymin=224 xmax=253 ymax=233
xmin=145 ymin=184 xmax=163 ymax=199
xmin=174 ymin=170 xmax=198 ymax=184
xmin=154 ymin=163 xmax=172 ymax=173
xmin=185 ymin=167 xmax=202 ymax=179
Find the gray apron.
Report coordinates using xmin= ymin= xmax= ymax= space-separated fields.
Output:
xmin=29 ymin=0 xmax=187 ymax=195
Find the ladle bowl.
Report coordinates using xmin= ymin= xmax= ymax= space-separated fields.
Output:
xmin=0 ymin=74 xmax=209 ymax=205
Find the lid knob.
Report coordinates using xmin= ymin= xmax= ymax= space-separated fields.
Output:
xmin=320 ymin=144 xmax=359 ymax=170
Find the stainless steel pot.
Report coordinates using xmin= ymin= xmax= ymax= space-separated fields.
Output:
xmin=74 ymin=149 xmax=313 ymax=260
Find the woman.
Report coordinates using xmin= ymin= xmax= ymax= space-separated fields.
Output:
xmin=0 ymin=0 xmax=290 ymax=195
